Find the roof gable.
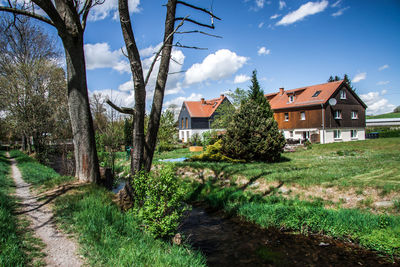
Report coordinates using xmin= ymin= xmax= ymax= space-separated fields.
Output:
xmin=265 ymin=80 xmax=359 ymax=110
xmin=184 ymin=95 xmax=228 ymax=118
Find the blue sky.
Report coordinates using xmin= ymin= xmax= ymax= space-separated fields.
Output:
xmin=23 ymin=0 xmax=400 ymax=115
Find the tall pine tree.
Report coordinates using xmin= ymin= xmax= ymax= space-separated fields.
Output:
xmin=222 ymin=70 xmax=285 ymax=162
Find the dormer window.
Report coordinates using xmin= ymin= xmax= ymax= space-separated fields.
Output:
xmin=340 ymin=90 xmax=346 ymax=99
xmin=289 ymin=95 xmax=294 ymax=103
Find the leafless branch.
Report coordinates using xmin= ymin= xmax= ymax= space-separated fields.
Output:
xmin=106 ymin=99 xmax=135 ymax=115
xmin=172 ymin=42 xmax=208 ymax=50
xmin=175 ymin=17 xmax=214 ymax=29
xmin=175 ymin=30 xmax=222 ymax=38
xmin=176 ymin=1 xmax=221 ymax=20
xmin=0 ymin=6 xmax=55 ymax=27
xmin=170 ymin=56 xmax=183 ymax=65
xmin=144 ymin=15 xmax=187 ymax=87
xmin=120 ymin=47 xmax=128 ymax=58
xmin=168 ymin=70 xmax=187 ymax=75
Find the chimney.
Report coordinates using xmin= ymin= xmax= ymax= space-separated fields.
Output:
xmin=279 ymin=87 xmax=285 ymax=95
xmin=220 ymin=94 xmax=225 ymax=99
xmin=201 ymin=98 xmax=205 ymax=104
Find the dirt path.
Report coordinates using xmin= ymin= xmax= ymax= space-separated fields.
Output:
xmin=8 ymin=153 xmax=83 ymax=267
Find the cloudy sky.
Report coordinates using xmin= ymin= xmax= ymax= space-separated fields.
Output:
xmin=19 ymin=0 xmax=400 ymax=115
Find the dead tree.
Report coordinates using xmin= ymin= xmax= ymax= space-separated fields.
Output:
xmin=0 ymin=1 xmax=101 ymax=182
xmin=108 ymin=0 xmax=220 ymax=198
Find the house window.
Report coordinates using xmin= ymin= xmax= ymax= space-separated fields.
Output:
xmin=289 ymin=131 xmax=293 ymax=138
xmin=289 ymin=95 xmax=294 ymax=103
xmin=334 ymin=110 xmax=342 ymax=119
xmin=334 ymin=129 xmax=341 ymax=139
xmin=185 ymin=118 xmax=188 ymax=128
xmin=312 ymin=91 xmax=321 ymax=97
xmin=351 ymin=130 xmax=358 ymax=138
xmin=303 ymin=131 xmax=310 ymax=140
xmin=181 ymin=118 xmax=184 ymax=129
xmin=284 ymin=113 xmax=289 ymax=121
xmin=351 ymin=111 xmax=358 ymax=119
xmin=340 ymin=90 xmax=346 ymax=99
xmin=300 ymin=111 xmax=306 ymax=120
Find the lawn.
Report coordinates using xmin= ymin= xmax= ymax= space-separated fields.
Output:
xmin=175 ymin=138 xmax=400 ymax=192
xmin=367 ymin=112 xmax=400 ymax=119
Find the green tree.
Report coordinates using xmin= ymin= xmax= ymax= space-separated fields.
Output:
xmin=222 ymin=70 xmax=285 ymax=162
xmin=394 ymin=106 xmax=400 ymax=113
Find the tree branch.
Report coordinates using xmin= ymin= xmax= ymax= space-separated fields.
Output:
xmin=106 ymin=99 xmax=135 ymax=115
xmin=0 ymin=6 xmax=55 ymax=27
xmin=176 ymin=1 xmax=221 ymax=20
xmin=171 ymin=42 xmax=208 ymax=50
xmin=175 ymin=30 xmax=222 ymax=38
xmin=175 ymin=17 xmax=214 ymax=29
xmin=144 ymin=15 xmax=187 ymax=87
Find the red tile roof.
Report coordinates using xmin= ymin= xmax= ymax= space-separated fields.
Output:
xmin=265 ymin=80 xmax=345 ymax=110
xmin=184 ymin=95 xmax=226 ymax=118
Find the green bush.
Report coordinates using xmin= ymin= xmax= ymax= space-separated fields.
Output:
xmin=201 ymin=130 xmax=219 ymax=147
xmin=156 ymin=141 xmax=176 ymax=153
xmin=131 ymin=164 xmax=188 ymax=238
xmin=189 ymin=140 xmax=245 ymax=163
xmin=190 ymin=133 xmax=202 ymax=146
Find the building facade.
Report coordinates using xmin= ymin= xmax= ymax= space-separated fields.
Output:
xmin=266 ymin=80 xmax=367 ymax=144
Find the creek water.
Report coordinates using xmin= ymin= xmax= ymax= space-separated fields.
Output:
xmin=180 ymin=206 xmax=396 ymax=267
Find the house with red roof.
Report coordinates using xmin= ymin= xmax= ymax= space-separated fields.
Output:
xmin=178 ymin=94 xmax=231 ymax=142
xmin=266 ymin=80 xmax=367 ymax=144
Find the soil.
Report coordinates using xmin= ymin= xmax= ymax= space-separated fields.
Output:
xmin=180 ymin=205 xmax=399 ymax=267
xmin=8 ymin=153 xmax=83 ymax=266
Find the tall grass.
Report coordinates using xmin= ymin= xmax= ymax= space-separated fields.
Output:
xmin=11 ymin=150 xmax=206 ymax=266
xmin=188 ymin=181 xmax=400 ymax=257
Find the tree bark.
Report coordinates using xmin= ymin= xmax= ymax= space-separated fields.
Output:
xmin=144 ymin=0 xmax=177 ymax=171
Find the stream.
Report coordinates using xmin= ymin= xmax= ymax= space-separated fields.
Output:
xmin=180 ymin=206 xmax=396 ymax=266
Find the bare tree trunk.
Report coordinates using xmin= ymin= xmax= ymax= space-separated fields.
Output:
xmin=144 ymin=0 xmax=177 ymax=171
xmin=62 ymin=34 xmax=100 ymax=183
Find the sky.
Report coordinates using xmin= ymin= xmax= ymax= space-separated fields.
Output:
xmin=8 ymin=0 xmax=400 ymax=115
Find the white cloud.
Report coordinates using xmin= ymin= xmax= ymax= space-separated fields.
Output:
xmin=256 ymin=0 xmax=265 ymax=8
xmin=352 ymin=72 xmax=367 ymax=83
xmin=360 ymin=91 xmax=396 ymax=115
xmin=277 ymin=0 xmax=328 ymax=26
xmin=331 ymin=0 xmax=342 ymax=7
xmin=258 ymin=46 xmax=271 ymax=55
xmin=258 ymin=22 xmax=265 ymax=28
xmin=270 ymin=14 xmax=281 ymax=19
xmin=381 ymin=89 xmax=387 ymax=95
xmin=279 ymin=0 xmax=286 ymax=10
xmin=378 ymin=64 xmax=389 ymax=71
xmin=84 ymin=43 xmax=130 ymax=73
xmin=234 ymin=74 xmax=251 ymax=84
xmin=163 ymin=93 xmax=203 ymax=108
xmin=184 ymin=49 xmax=248 ymax=85
xmin=332 ymin=7 xmax=349 ymax=17
xmin=91 ymin=89 xmax=135 ymax=109
xmin=377 ymin=81 xmax=390 ymax=86
xmin=89 ymin=0 xmax=140 ymax=21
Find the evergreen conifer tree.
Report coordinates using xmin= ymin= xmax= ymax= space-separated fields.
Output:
xmin=222 ymin=70 xmax=285 ymax=162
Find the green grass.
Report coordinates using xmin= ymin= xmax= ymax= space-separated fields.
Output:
xmin=0 ymin=151 xmax=45 ymax=266
xmin=175 ymin=138 xmax=400 ymax=192
xmin=367 ymin=112 xmax=400 ymax=119
xmin=11 ymin=150 xmax=206 ymax=266
xmin=9 ymin=150 xmax=73 ymax=190
xmin=187 ymin=180 xmax=400 ymax=257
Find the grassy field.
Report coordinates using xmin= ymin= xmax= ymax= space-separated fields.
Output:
xmin=11 ymin=150 xmax=206 ymax=267
xmin=175 ymin=138 xmax=400 ymax=192
xmin=367 ymin=112 xmax=400 ymax=119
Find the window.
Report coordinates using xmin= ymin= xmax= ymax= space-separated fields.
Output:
xmin=181 ymin=118 xmax=184 ymax=129
xmin=340 ymin=90 xmax=346 ymax=99
xmin=351 ymin=130 xmax=358 ymax=138
xmin=185 ymin=118 xmax=188 ymax=128
xmin=312 ymin=90 xmax=321 ymax=97
xmin=303 ymin=131 xmax=310 ymax=140
xmin=334 ymin=110 xmax=342 ymax=119
xmin=300 ymin=111 xmax=306 ymax=120
xmin=334 ymin=129 xmax=341 ymax=139
xmin=351 ymin=111 xmax=358 ymax=119
xmin=289 ymin=95 xmax=294 ymax=103
xmin=284 ymin=113 xmax=289 ymax=121
xmin=289 ymin=131 xmax=293 ymax=138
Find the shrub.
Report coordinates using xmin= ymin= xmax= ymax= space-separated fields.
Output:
xmin=190 ymin=133 xmax=202 ymax=146
xmin=189 ymin=140 xmax=245 ymax=163
xmin=130 ymin=164 xmax=188 ymax=238
xmin=201 ymin=130 xmax=219 ymax=147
